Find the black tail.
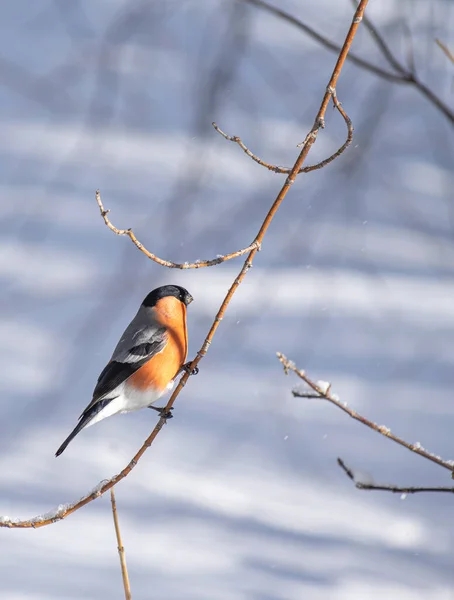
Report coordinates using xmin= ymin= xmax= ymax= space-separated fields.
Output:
xmin=55 ymin=413 xmax=93 ymax=457
xmin=55 ymin=396 xmax=116 ymax=457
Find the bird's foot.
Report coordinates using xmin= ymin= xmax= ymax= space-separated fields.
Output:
xmin=182 ymin=361 xmax=199 ymax=376
xmin=148 ymin=405 xmax=174 ymax=419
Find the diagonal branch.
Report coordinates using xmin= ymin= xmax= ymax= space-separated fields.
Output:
xmin=356 ymin=0 xmax=407 ymax=75
xmin=277 ymin=352 xmax=454 ymax=475
xmin=337 ymin=458 xmax=454 ymax=494
xmin=245 ymin=0 xmax=403 ymax=82
xmin=0 ymin=0 xmax=370 ymax=529
xmin=436 ymin=38 xmax=454 ymax=64
xmin=96 ymin=191 xmax=259 ymax=268
xmin=355 ymin=1 xmax=453 ymax=124
xmin=247 ymin=0 xmax=454 ymax=125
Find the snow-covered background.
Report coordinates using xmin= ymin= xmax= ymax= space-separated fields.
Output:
xmin=0 ymin=1 xmax=453 ymax=598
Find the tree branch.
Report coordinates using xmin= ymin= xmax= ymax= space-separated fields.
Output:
xmin=247 ymin=0 xmax=454 ymax=125
xmin=213 ymin=90 xmax=353 ymax=174
xmin=436 ymin=38 xmax=454 ymax=64
xmin=0 ymin=0 xmax=370 ymax=529
xmin=245 ymin=0 xmax=403 ymax=82
xmin=356 ymin=0 xmax=407 ymax=76
xmin=337 ymin=458 xmax=454 ymax=494
xmin=96 ymin=191 xmax=260 ymax=268
xmin=277 ymin=352 xmax=454 ymax=476
xmin=110 ymin=488 xmax=132 ymax=600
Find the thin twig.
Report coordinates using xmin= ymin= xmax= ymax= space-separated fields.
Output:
xmin=401 ymin=21 xmax=416 ymax=75
xmin=0 ymin=0 xmax=369 ymax=529
xmin=356 ymin=0 xmax=407 ymax=75
xmin=212 ymin=91 xmax=353 ymax=174
xmin=245 ymin=0 xmax=403 ymax=82
xmin=278 ymin=352 xmax=454 ymax=475
xmin=246 ymin=0 xmax=454 ymax=125
xmin=436 ymin=39 xmax=454 ymax=64
xmin=96 ymin=191 xmax=259 ymax=268
xmin=110 ymin=488 xmax=132 ymax=600
xmin=338 ymin=458 xmax=454 ymax=494
xmin=292 ymin=392 xmax=324 ymax=399
xmin=355 ymin=2 xmax=454 ymax=124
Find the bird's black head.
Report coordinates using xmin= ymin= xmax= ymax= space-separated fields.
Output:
xmin=142 ymin=285 xmax=193 ymax=308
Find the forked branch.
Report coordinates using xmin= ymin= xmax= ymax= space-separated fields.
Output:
xmin=277 ymin=352 xmax=454 ymax=487
xmin=247 ymin=0 xmax=454 ymax=125
xmin=337 ymin=458 xmax=454 ymax=495
xmin=213 ymin=91 xmax=353 ymax=174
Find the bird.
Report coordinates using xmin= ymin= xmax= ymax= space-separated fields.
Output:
xmin=55 ymin=284 xmax=194 ymax=457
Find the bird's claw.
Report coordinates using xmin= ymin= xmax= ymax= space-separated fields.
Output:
xmin=182 ymin=362 xmax=199 ymax=376
xmin=148 ymin=406 xmax=174 ymax=419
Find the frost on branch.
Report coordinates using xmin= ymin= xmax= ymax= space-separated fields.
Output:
xmin=316 ymin=380 xmax=331 ymax=394
xmin=0 ymin=477 xmax=114 ymax=528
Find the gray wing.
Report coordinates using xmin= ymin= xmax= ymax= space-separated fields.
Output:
xmin=83 ymin=307 xmax=167 ymax=414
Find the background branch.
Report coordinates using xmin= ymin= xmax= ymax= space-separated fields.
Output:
xmin=246 ymin=0 xmax=454 ymax=124
xmin=0 ymin=0 xmax=370 ymax=529
xmin=245 ymin=0 xmax=402 ymax=81
xmin=337 ymin=458 xmax=454 ymax=494
xmin=356 ymin=0 xmax=407 ymax=75
xmin=436 ymin=38 xmax=454 ymax=64
xmin=110 ymin=488 xmax=132 ymax=600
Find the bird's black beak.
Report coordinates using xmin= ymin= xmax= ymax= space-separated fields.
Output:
xmin=186 ymin=293 xmax=194 ymax=305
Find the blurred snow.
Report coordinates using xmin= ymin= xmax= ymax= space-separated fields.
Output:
xmin=0 ymin=0 xmax=453 ymax=599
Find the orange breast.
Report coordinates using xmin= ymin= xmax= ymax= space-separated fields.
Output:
xmin=128 ymin=296 xmax=188 ymax=393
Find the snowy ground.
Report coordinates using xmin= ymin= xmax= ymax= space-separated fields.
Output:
xmin=0 ymin=1 xmax=453 ymax=599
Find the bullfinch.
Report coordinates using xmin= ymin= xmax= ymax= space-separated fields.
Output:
xmin=56 ymin=285 xmax=193 ymax=456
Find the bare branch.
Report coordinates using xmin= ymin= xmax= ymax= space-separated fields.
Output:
xmin=277 ymin=352 xmax=454 ymax=475
xmin=401 ymin=21 xmax=416 ymax=75
xmin=213 ymin=90 xmax=353 ymax=175
xmin=246 ymin=0 xmax=454 ymax=125
xmin=96 ymin=191 xmax=259 ymax=269
xmin=436 ymin=39 xmax=454 ymax=64
xmin=111 ymin=488 xmax=132 ymax=600
xmin=338 ymin=458 xmax=454 ymax=494
xmin=356 ymin=0 xmax=407 ymax=76
xmin=212 ymin=122 xmax=290 ymax=173
xmin=0 ymin=0 xmax=370 ymax=529
xmin=245 ymin=0 xmax=403 ymax=82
